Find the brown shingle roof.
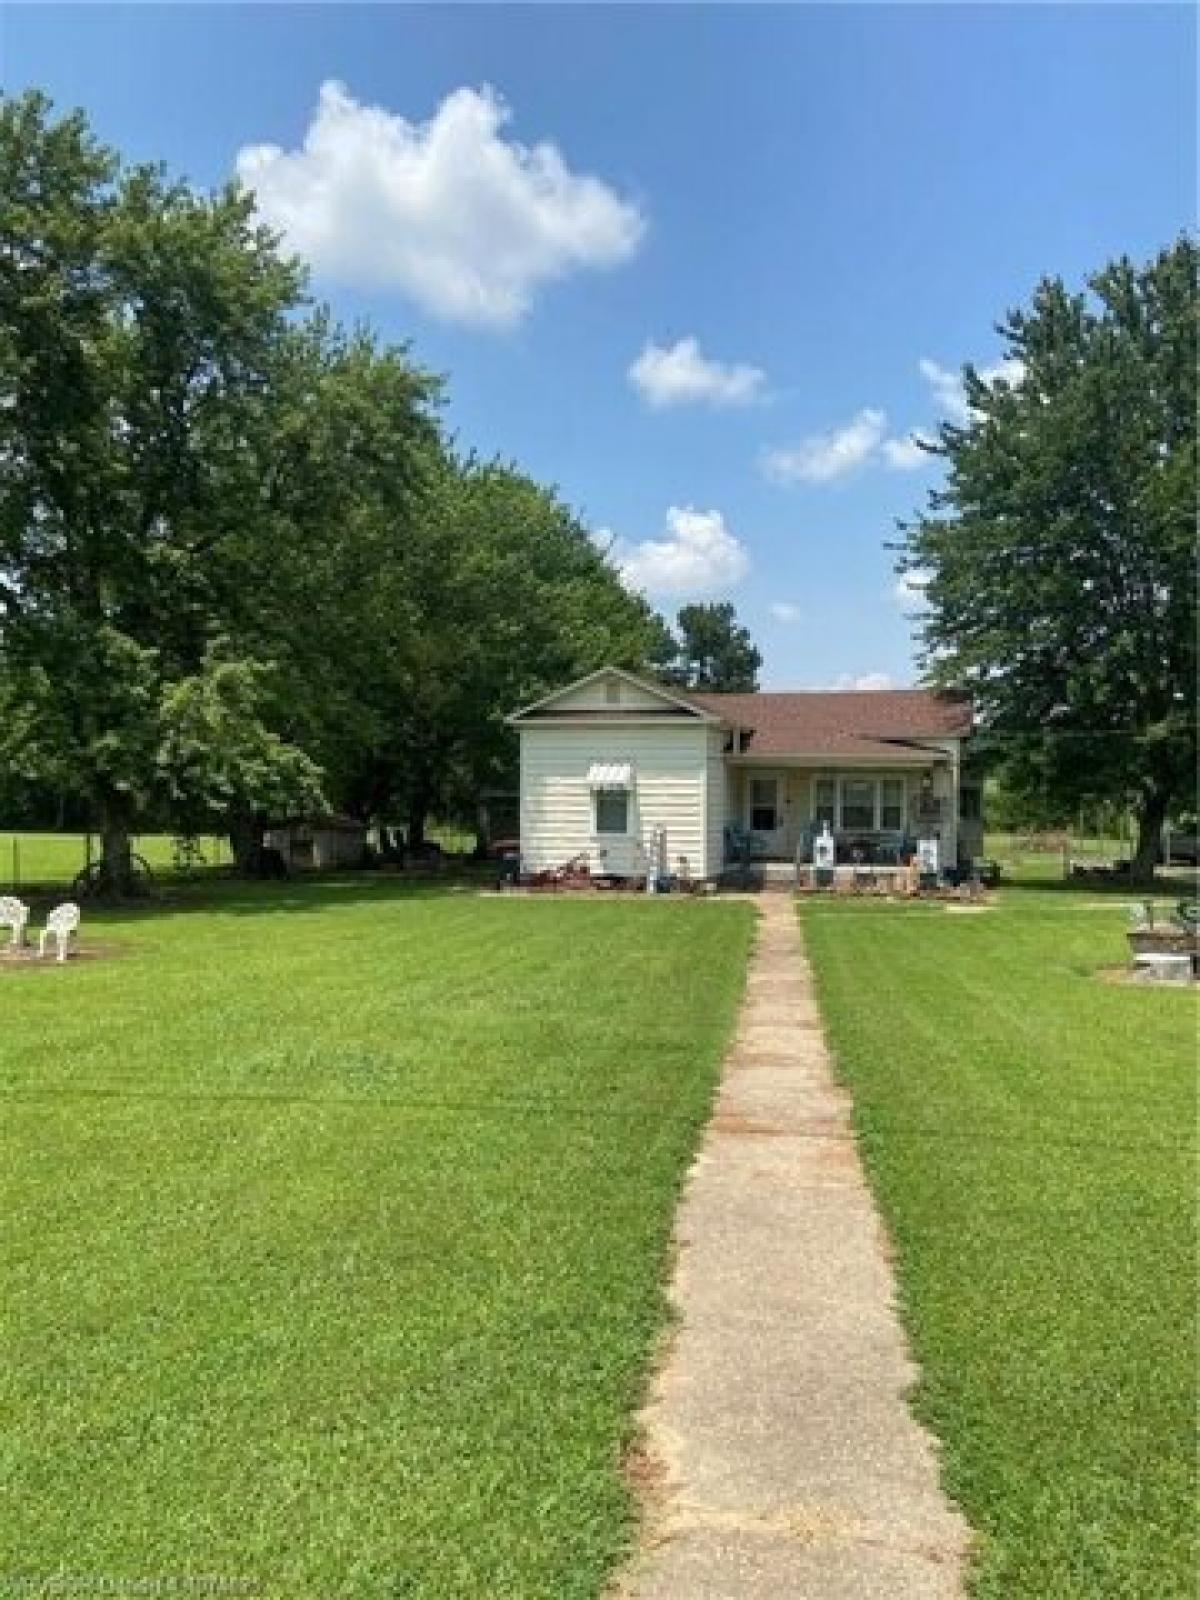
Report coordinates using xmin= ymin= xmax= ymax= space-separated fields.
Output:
xmin=685 ymin=689 xmax=972 ymax=758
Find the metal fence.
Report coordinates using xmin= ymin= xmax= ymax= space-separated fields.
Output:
xmin=984 ymin=827 xmax=1197 ymax=883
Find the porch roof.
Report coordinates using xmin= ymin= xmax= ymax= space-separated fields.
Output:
xmin=727 ymin=735 xmax=941 ymax=765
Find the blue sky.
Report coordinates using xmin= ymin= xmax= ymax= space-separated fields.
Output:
xmin=3 ymin=3 xmax=1194 ymax=686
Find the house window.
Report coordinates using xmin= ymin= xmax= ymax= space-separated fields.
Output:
xmin=913 ymin=773 xmax=941 ymax=823
xmin=594 ymin=789 xmax=630 ymax=834
xmin=604 ymin=679 xmax=620 ymax=705
xmin=814 ymin=778 xmax=836 ymax=828
xmin=749 ymin=778 xmax=779 ymax=832
xmin=880 ymin=778 xmax=905 ymax=831
xmin=840 ymin=779 xmax=875 ymax=831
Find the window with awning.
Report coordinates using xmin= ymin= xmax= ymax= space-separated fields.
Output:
xmin=586 ymin=762 xmax=633 ymax=789
xmin=587 ymin=762 xmax=633 ymax=836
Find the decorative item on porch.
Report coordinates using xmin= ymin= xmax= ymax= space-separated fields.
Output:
xmin=643 ymin=826 xmax=668 ymax=895
xmin=813 ymin=821 xmax=835 ymax=889
xmin=916 ymin=835 xmax=940 ymax=889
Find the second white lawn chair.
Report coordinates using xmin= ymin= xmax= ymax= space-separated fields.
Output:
xmin=38 ymin=902 xmax=81 ymax=963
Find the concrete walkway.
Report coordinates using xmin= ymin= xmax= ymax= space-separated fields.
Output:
xmin=616 ymin=896 xmax=970 ymax=1599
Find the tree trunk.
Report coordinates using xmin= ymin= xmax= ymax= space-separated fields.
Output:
xmin=97 ymin=800 xmax=135 ymax=897
xmin=228 ymin=810 xmax=265 ymax=875
xmin=407 ymin=795 xmax=428 ymax=852
xmin=1129 ymin=787 xmax=1169 ymax=883
xmin=474 ymin=799 xmax=491 ymax=861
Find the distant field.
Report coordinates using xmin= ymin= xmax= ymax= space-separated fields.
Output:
xmin=0 ymin=831 xmax=229 ymax=891
xmin=984 ymin=833 xmax=1196 ymax=892
xmin=984 ymin=832 xmax=1126 ymax=876
xmin=0 ymin=825 xmax=479 ymax=892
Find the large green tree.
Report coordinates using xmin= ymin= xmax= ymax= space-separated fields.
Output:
xmin=0 ymin=92 xmax=326 ymax=888
xmin=213 ymin=315 xmax=442 ymax=859
xmin=898 ymin=239 xmax=1197 ymax=880
xmin=656 ymin=602 xmax=762 ymax=691
xmin=359 ymin=457 xmax=664 ymax=845
xmin=0 ymin=91 xmax=713 ymax=874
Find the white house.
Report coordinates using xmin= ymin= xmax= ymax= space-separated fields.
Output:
xmin=508 ymin=667 xmax=980 ymax=881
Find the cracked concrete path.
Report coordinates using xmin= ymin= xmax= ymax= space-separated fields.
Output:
xmin=615 ymin=896 xmax=971 ymax=1599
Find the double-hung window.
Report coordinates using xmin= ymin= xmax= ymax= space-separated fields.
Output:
xmin=840 ymin=779 xmax=876 ymax=831
xmin=880 ymin=778 xmax=905 ymax=831
xmin=594 ymin=789 xmax=630 ymax=835
xmin=812 ymin=776 xmax=907 ymax=831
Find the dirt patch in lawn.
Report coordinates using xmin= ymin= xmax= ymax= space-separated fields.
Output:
xmin=0 ymin=942 xmax=132 ymax=971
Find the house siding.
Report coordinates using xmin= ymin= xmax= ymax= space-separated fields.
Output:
xmin=705 ymin=727 xmax=728 ymax=875
xmin=519 ymin=723 xmax=713 ymax=878
xmin=533 ymin=673 xmax=686 ymax=715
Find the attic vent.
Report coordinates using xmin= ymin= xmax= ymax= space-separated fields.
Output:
xmin=604 ymin=680 xmax=621 ymax=705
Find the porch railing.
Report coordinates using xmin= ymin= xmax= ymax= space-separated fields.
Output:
xmin=795 ymin=830 xmax=912 ymax=867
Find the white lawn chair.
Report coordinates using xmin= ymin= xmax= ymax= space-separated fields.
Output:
xmin=38 ymin=901 xmax=81 ymax=963
xmin=0 ymin=895 xmax=29 ymax=950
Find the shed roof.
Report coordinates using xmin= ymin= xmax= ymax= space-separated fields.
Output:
xmin=265 ymin=814 xmax=367 ymax=833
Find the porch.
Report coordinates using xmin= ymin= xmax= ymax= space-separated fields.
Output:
xmin=725 ymin=762 xmax=954 ymax=868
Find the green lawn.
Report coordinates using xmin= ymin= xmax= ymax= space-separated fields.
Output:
xmin=802 ymin=895 xmax=1197 ymax=1598
xmin=2 ymin=882 xmax=753 ymax=1599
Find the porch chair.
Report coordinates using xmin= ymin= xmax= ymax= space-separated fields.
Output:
xmin=724 ymin=821 xmax=754 ymax=888
xmin=0 ymin=896 xmax=29 ymax=949
xmin=38 ymin=902 xmax=81 ymax=963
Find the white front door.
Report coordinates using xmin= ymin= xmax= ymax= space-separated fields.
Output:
xmin=745 ymin=773 xmax=788 ymax=857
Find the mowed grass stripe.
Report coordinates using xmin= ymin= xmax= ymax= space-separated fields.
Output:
xmin=3 ymin=885 xmax=754 ymax=1599
xmin=802 ymin=899 xmax=1196 ymax=1599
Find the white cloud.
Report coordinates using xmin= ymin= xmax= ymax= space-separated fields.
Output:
xmin=828 ymin=671 xmax=897 ymax=691
xmin=235 ymin=80 xmax=645 ymax=327
xmin=881 ymin=431 xmax=935 ymax=470
xmin=628 ymin=337 xmax=765 ymax=409
xmin=769 ymin=601 xmax=801 ymax=624
xmin=894 ymin=569 xmax=931 ymax=606
xmin=761 ymin=408 xmax=887 ymax=485
xmin=608 ymin=506 xmax=749 ymax=597
xmin=918 ymin=356 xmax=1024 ymax=425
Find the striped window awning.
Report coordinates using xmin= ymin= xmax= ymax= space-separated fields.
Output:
xmin=586 ymin=762 xmax=634 ymax=789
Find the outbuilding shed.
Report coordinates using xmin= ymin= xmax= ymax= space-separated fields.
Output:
xmin=262 ymin=815 xmax=368 ymax=872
